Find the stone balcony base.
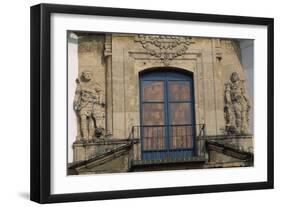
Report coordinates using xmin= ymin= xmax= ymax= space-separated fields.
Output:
xmin=72 ymin=138 xmax=133 ymax=162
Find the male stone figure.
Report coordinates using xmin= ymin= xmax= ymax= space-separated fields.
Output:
xmin=74 ymin=71 xmax=105 ymax=141
xmin=224 ymin=72 xmax=250 ymax=135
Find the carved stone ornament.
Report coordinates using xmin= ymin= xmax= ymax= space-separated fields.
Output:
xmin=73 ymin=71 xmax=106 ymax=142
xmin=224 ymin=72 xmax=251 ymax=135
xmin=136 ymin=35 xmax=194 ymax=66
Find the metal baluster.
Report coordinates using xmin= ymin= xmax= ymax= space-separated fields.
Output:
xmin=185 ymin=125 xmax=188 ymax=148
xmin=176 ymin=126 xmax=178 ymax=149
xmin=162 ymin=126 xmax=164 ymax=149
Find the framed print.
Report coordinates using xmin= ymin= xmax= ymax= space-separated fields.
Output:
xmin=30 ymin=3 xmax=274 ymax=203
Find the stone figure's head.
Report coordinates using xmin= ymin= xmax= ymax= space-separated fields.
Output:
xmin=230 ymin=72 xmax=240 ymax=83
xmin=81 ymin=71 xmax=92 ymax=82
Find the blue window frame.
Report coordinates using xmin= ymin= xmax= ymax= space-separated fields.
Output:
xmin=140 ymin=69 xmax=196 ymax=160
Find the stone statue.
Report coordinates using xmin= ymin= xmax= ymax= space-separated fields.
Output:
xmin=74 ymin=71 xmax=105 ymax=142
xmin=224 ymin=72 xmax=250 ymax=135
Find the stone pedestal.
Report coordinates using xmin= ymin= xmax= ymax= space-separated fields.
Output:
xmin=205 ymin=135 xmax=254 ymax=168
xmin=72 ymin=138 xmax=132 ymax=162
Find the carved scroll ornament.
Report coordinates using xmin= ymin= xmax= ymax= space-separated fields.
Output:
xmin=136 ymin=35 xmax=194 ymax=66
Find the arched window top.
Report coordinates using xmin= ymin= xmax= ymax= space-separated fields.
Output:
xmin=139 ymin=67 xmax=193 ymax=81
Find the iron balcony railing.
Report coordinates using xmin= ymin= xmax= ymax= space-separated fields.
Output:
xmin=128 ymin=124 xmax=253 ymax=162
xmin=128 ymin=124 xmax=206 ymax=158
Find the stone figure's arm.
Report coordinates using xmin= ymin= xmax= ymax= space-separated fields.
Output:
xmin=225 ymin=83 xmax=232 ymax=104
xmin=241 ymin=81 xmax=250 ymax=108
xmin=225 ymin=91 xmax=231 ymax=104
xmin=94 ymin=85 xmax=105 ymax=106
xmin=99 ymin=91 xmax=105 ymax=106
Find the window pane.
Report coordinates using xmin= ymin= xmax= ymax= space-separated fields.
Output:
xmin=169 ymin=103 xmax=192 ymax=125
xmin=170 ymin=103 xmax=193 ymax=148
xmin=142 ymin=103 xmax=165 ymax=150
xmin=170 ymin=125 xmax=193 ymax=149
xmin=143 ymin=126 xmax=165 ymax=150
xmin=168 ymin=81 xmax=191 ymax=101
xmin=142 ymin=103 xmax=164 ymax=125
xmin=143 ymin=81 xmax=164 ymax=101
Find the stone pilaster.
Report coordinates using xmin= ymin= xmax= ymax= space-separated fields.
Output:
xmin=104 ymin=34 xmax=113 ymax=135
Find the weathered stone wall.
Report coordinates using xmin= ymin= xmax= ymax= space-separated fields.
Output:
xmin=78 ymin=34 xmax=106 ymax=86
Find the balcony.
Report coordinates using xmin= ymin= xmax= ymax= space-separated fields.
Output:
xmin=128 ymin=124 xmax=253 ymax=171
xmin=68 ymin=124 xmax=253 ymax=174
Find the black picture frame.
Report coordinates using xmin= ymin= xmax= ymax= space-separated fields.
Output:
xmin=30 ymin=3 xmax=274 ymax=204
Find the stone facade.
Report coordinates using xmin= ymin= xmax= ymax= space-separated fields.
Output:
xmin=67 ymin=32 xmax=253 ymax=174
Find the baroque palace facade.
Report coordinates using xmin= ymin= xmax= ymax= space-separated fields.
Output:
xmin=67 ymin=32 xmax=253 ymax=175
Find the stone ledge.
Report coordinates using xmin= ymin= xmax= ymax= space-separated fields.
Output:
xmin=198 ymin=134 xmax=253 ymax=140
xmin=132 ymin=156 xmax=206 ymax=167
xmin=130 ymin=156 xmax=206 ymax=172
xmin=73 ymin=138 xmax=139 ymax=147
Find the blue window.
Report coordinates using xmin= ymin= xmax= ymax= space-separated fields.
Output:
xmin=140 ymin=69 xmax=196 ymax=160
